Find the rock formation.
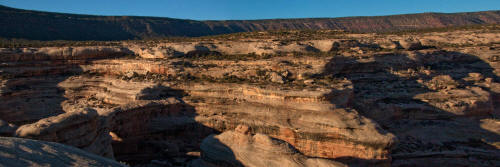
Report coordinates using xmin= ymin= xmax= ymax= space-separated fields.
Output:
xmin=0 ymin=27 xmax=499 ymax=166
xmin=0 ymin=137 xmax=126 ymax=167
xmin=193 ymin=125 xmax=347 ymax=167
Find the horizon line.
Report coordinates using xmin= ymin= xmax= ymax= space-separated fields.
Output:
xmin=1 ymin=4 xmax=499 ymax=22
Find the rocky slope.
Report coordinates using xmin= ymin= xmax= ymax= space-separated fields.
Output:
xmin=0 ymin=137 xmax=126 ymax=167
xmin=1 ymin=5 xmax=500 ymax=40
xmin=0 ymin=28 xmax=499 ymax=166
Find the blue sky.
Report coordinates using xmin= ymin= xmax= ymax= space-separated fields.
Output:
xmin=1 ymin=0 xmax=500 ymax=20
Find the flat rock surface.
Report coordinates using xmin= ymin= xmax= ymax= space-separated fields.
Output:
xmin=0 ymin=137 xmax=126 ymax=167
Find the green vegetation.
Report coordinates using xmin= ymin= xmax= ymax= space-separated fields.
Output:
xmin=380 ymin=24 xmax=500 ymax=35
xmin=196 ymin=29 xmax=349 ymax=41
xmin=1 ymin=24 xmax=498 ymax=49
xmin=0 ymin=38 xmax=120 ymax=48
xmin=2 ymin=4 xmax=500 ymax=43
xmin=183 ymin=52 xmax=267 ymax=61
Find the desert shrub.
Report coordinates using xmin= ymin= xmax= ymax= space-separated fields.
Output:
xmin=0 ymin=37 xmax=120 ymax=48
xmin=172 ymin=61 xmax=194 ymax=67
xmin=256 ymin=69 xmax=267 ymax=77
xmin=220 ymin=75 xmax=246 ymax=83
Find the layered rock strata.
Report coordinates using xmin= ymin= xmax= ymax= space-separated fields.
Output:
xmin=193 ymin=125 xmax=347 ymax=167
xmin=0 ymin=29 xmax=499 ymax=166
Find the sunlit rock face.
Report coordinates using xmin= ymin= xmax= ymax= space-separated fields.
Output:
xmin=0 ymin=27 xmax=499 ymax=166
xmin=193 ymin=125 xmax=347 ymax=167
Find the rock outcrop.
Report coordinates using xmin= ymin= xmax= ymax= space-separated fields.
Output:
xmin=0 ymin=137 xmax=126 ymax=167
xmin=14 ymin=108 xmax=115 ymax=158
xmin=185 ymin=83 xmax=395 ymax=162
xmin=0 ymin=28 xmax=499 ymax=166
xmin=194 ymin=125 xmax=346 ymax=167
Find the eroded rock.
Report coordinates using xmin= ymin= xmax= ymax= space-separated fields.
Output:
xmin=195 ymin=125 xmax=346 ymax=167
xmin=14 ymin=108 xmax=115 ymax=158
xmin=269 ymin=72 xmax=285 ymax=83
xmin=0 ymin=137 xmax=126 ymax=167
xmin=0 ymin=28 xmax=499 ymax=167
xmin=398 ymin=39 xmax=423 ymax=50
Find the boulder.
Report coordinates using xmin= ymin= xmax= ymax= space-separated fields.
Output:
xmin=125 ymin=71 xmax=138 ymax=78
xmin=14 ymin=108 xmax=115 ymax=158
xmin=269 ymin=72 xmax=285 ymax=84
xmin=398 ymin=39 xmax=423 ymax=50
xmin=303 ymin=79 xmax=315 ymax=85
xmin=380 ymin=40 xmax=402 ymax=50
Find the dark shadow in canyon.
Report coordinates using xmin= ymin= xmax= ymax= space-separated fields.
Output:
xmin=109 ymin=85 xmax=222 ymax=166
xmin=0 ymin=57 xmax=85 ymax=125
xmin=197 ymin=137 xmax=245 ymax=167
xmin=0 ymin=50 xmax=129 ymax=126
xmin=0 ymin=137 xmax=118 ymax=166
xmin=322 ymin=50 xmax=500 ymax=166
xmin=0 ymin=53 xmax=237 ymax=166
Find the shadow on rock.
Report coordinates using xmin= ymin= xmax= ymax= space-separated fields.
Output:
xmin=0 ymin=137 xmax=125 ymax=167
xmin=0 ymin=55 xmax=86 ymax=125
xmin=192 ymin=125 xmax=346 ymax=167
xmin=323 ymin=50 xmax=500 ymax=166
xmin=109 ymin=85 xmax=218 ymax=166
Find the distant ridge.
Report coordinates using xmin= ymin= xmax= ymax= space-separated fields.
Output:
xmin=1 ymin=5 xmax=499 ymax=41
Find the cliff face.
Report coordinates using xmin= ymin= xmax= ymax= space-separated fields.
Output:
xmin=0 ymin=28 xmax=499 ymax=166
xmin=1 ymin=5 xmax=500 ymax=40
xmin=195 ymin=125 xmax=347 ymax=167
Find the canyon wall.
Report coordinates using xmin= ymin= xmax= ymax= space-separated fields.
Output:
xmin=0 ymin=29 xmax=499 ymax=166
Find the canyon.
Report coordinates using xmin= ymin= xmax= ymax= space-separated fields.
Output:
xmin=0 ymin=27 xmax=499 ymax=167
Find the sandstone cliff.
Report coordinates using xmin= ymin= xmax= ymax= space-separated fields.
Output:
xmin=0 ymin=27 xmax=499 ymax=166
xmin=193 ymin=125 xmax=346 ymax=167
